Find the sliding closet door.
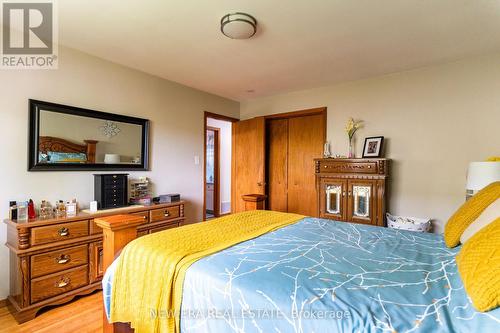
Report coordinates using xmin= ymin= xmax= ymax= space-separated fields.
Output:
xmin=232 ymin=117 xmax=266 ymax=213
xmin=287 ymin=114 xmax=325 ymax=216
xmin=266 ymin=119 xmax=288 ymax=212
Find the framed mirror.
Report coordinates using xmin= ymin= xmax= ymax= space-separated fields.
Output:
xmin=28 ymin=99 xmax=149 ymax=171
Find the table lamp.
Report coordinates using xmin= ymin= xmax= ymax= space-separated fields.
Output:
xmin=466 ymin=161 xmax=500 ymax=199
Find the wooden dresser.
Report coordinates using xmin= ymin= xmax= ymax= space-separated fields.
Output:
xmin=315 ymin=158 xmax=389 ymax=226
xmin=4 ymin=201 xmax=185 ymax=323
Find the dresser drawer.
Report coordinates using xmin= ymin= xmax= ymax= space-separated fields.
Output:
xmin=103 ymin=175 xmax=126 ymax=186
xmin=31 ymin=245 xmax=88 ymax=278
xmin=149 ymin=222 xmax=179 ymax=234
xmin=150 ymin=206 xmax=180 ymax=223
xmin=31 ymin=220 xmax=89 ymax=246
xmin=318 ymin=160 xmax=378 ymax=174
xmin=130 ymin=211 xmax=149 ymax=223
xmin=31 ymin=266 xmax=88 ymax=304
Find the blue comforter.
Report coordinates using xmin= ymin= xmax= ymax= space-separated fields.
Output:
xmin=103 ymin=217 xmax=500 ymax=332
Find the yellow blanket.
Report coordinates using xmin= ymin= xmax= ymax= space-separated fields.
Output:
xmin=109 ymin=210 xmax=305 ymax=333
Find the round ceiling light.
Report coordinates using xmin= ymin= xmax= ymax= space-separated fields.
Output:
xmin=220 ymin=12 xmax=257 ymax=39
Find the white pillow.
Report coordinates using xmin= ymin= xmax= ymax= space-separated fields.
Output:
xmin=460 ymin=198 xmax=500 ymax=244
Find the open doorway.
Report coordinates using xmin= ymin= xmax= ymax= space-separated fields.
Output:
xmin=204 ymin=112 xmax=238 ymax=220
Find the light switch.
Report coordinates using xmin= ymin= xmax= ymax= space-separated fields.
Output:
xmin=194 ymin=155 xmax=200 ymax=165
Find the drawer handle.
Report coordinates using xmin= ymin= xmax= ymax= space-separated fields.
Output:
xmin=55 ymin=254 xmax=71 ymax=264
xmin=55 ymin=276 xmax=70 ymax=288
xmin=164 ymin=211 xmax=170 ymax=217
xmin=143 ymin=216 xmax=147 ymax=220
xmin=58 ymin=227 xmax=69 ymax=237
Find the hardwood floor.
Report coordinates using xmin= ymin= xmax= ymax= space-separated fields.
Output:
xmin=0 ymin=292 xmax=102 ymax=333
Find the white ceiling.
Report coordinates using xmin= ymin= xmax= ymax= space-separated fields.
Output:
xmin=59 ymin=1 xmax=500 ymax=101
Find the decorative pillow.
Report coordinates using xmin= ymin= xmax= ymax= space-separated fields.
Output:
xmin=460 ymin=199 xmax=500 ymax=244
xmin=47 ymin=151 xmax=87 ymax=163
xmin=444 ymin=182 xmax=500 ymax=248
xmin=456 ymin=217 xmax=500 ymax=312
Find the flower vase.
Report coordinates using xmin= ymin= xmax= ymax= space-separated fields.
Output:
xmin=348 ymin=138 xmax=355 ymax=158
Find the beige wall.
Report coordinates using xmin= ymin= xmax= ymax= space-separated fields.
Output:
xmin=0 ymin=46 xmax=239 ymax=299
xmin=241 ymin=53 xmax=500 ymax=233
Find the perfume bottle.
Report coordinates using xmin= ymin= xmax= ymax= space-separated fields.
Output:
xmin=17 ymin=201 xmax=28 ymax=222
xmin=40 ymin=200 xmax=52 ymax=219
xmin=65 ymin=199 xmax=77 ymax=217
xmin=9 ymin=201 xmax=17 ymax=220
xmin=55 ymin=200 xmax=67 ymax=218
xmin=28 ymin=199 xmax=36 ymax=219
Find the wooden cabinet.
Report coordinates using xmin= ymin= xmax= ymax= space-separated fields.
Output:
xmin=4 ymin=201 xmax=185 ymax=323
xmin=315 ymin=159 xmax=389 ymax=226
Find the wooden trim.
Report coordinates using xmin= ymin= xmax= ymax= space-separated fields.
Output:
xmin=0 ymin=298 xmax=7 ymax=308
xmin=263 ymin=107 xmax=327 ymax=120
xmin=203 ymin=112 xmax=238 ymax=221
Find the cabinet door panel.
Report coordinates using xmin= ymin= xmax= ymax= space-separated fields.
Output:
xmin=319 ymin=179 xmax=347 ymax=220
xmin=287 ymin=114 xmax=325 ymax=216
xmin=347 ymin=180 xmax=376 ymax=225
xmin=89 ymin=241 xmax=103 ymax=283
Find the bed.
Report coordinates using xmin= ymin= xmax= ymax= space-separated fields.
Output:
xmin=38 ymin=136 xmax=98 ymax=163
xmin=100 ymin=211 xmax=500 ymax=333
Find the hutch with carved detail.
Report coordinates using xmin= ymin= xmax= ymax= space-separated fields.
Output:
xmin=4 ymin=201 xmax=185 ymax=323
xmin=314 ymin=158 xmax=389 ymax=226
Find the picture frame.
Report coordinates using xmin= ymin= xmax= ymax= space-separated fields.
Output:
xmin=362 ymin=136 xmax=384 ymax=158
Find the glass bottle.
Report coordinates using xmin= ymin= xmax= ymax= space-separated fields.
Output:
xmin=17 ymin=201 xmax=28 ymax=221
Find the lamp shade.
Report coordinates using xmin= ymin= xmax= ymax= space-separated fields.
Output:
xmin=466 ymin=161 xmax=500 ymax=191
xmin=104 ymin=154 xmax=120 ymax=164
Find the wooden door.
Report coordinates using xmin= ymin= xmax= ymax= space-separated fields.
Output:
xmin=347 ymin=179 xmax=376 ymax=225
xmin=266 ymin=119 xmax=288 ymax=212
xmin=319 ymin=178 xmax=347 ymax=220
xmin=287 ymin=114 xmax=325 ymax=216
xmin=232 ymin=117 xmax=266 ymax=213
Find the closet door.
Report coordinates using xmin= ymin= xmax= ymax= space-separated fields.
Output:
xmin=287 ymin=114 xmax=325 ymax=216
xmin=232 ymin=117 xmax=266 ymax=213
xmin=266 ymin=119 xmax=288 ymax=212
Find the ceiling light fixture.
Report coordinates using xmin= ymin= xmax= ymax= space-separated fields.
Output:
xmin=220 ymin=12 xmax=257 ymax=39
